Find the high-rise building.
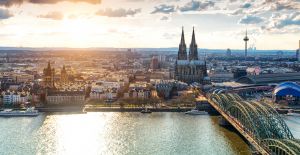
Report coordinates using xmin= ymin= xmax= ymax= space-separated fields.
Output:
xmin=150 ymin=56 xmax=159 ymax=70
xmin=243 ymin=30 xmax=249 ymax=59
xmin=297 ymin=40 xmax=300 ymax=61
xmin=174 ymin=27 xmax=208 ymax=84
xmin=43 ymin=61 xmax=55 ymax=88
xmin=226 ymin=48 xmax=232 ymax=57
xmin=158 ymin=55 xmax=166 ymax=62
xmin=5 ymin=53 xmax=9 ymax=63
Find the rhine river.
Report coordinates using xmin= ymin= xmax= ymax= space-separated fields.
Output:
xmin=0 ymin=112 xmax=300 ymax=155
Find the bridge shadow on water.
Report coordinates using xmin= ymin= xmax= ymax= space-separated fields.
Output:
xmin=211 ymin=116 xmax=252 ymax=155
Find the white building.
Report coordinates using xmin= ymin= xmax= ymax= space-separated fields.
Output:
xmin=46 ymin=91 xmax=85 ymax=105
xmin=2 ymin=92 xmax=22 ymax=105
xmin=90 ymin=91 xmax=117 ymax=100
xmin=91 ymin=81 xmax=122 ymax=93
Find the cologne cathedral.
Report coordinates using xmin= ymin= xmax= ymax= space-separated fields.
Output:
xmin=174 ymin=27 xmax=208 ymax=84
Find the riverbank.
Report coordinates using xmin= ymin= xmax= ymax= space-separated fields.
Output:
xmin=6 ymin=104 xmax=296 ymax=114
xmin=36 ymin=105 xmax=85 ymax=113
xmin=84 ymin=107 xmax=193 ymax=112
xmin=36 ymin=106 xmax=194 ymax=113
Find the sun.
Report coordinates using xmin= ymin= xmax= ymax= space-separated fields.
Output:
xmin=61 ymin=18 xmax=97 ymax=47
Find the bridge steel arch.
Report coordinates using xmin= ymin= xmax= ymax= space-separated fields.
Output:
xmin=262 ymin=139 xmax=300 ymax=155
xmin=208 ymin=91 xmax=300 ymax=155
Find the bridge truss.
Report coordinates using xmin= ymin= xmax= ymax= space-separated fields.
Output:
xmin=208 ymin=90 xmax=300 ymax=155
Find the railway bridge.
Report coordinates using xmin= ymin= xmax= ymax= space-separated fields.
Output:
xmin=207 ymin=89 xmax=300 ymax=155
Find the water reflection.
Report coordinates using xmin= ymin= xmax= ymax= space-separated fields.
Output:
xmin=283 ymin=115 xmax=300 ymax=138
xmin=1 ymin=113 xmax=253 ymax=155
xmin=35 ymin=113 xmax=251 ymax=155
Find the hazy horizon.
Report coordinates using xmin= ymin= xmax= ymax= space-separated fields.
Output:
xmin=0 ymin=46 xmax=297 ymax=54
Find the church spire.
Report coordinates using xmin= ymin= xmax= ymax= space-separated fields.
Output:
xmin=61 ymin=65 xmax=66 ymax=74
xmin=191 ymin=27 xmax=196 ymax=46
xmin=189 ymin=27 xmax=198 ymax=60
xmin=178 ymin=26 xmax=187 ymax=60
xmin=47 ymin=61 xmax=51 ymax=69
xmin=180 ymin=26 xmax=185 ymax=45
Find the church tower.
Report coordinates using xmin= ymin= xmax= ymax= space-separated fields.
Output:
xmin=43 ymin=61 xmax=55 ymax=88
xmin=60 ymin=65 xmax=68 ymax=84
xmin=189 ymin=27 xmax=198 ymax=60
xmin=178 ymin=27 xmax=187 ymax=60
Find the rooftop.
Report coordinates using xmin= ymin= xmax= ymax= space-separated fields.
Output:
xmin=236 ymin=72 xmax=300 ymax=84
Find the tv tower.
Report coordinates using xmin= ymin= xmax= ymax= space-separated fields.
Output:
xmin=243 ymin=30 xmax=249 ymax=59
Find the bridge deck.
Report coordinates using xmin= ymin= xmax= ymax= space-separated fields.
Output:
xmin=207 ymin=98 xmax=270 ymax=155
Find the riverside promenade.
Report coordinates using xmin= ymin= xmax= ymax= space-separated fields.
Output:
xmin=83 ymin=106 xmax=193 ymax=112
xmin=35 ymin=105 xmax=196 ymax=113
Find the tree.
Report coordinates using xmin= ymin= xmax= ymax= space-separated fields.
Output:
xmin=148 ymin=97 xmax=161 ymax=108
xmin=179 ymin=94 xmax=196 ymax=107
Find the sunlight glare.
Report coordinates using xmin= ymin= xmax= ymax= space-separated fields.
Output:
xmin=61 ymin=18 xmax=100 ymax=47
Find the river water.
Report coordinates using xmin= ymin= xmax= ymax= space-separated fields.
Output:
xmin=0 ymin=112 xmax=299 ymax=155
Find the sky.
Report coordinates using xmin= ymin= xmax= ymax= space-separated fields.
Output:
xmin=0 ymin=0 xmax=299 ymax=50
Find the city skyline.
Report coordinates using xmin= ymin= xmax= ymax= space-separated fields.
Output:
xmin=1 ymin=6 xmax=300 ymax=153
xmin=0 ymin=0 xmax=299 ymax=49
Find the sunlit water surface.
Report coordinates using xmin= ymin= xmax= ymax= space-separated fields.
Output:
xmin=1 ymin=112 xmax=299 ymax=155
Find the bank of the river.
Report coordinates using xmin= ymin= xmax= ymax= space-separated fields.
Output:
xmin=35 ymin=103 xmax=217 ymax=113
xmin=84 ymin=107 xmax=192 ymax=112
xmin=35 ymin=105 xmax=85 ymax=113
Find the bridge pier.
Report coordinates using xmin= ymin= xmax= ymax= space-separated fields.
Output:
xmin=208 ymin=97 xmax=270 ymax=155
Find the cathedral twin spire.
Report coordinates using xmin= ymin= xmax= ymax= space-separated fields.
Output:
xmin=178 ymin=27 xmax=198 ymax=60
xmin=178 ymin=27 xmax=187 ymax=60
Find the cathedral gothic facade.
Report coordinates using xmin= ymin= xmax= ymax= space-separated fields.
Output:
xmin=174 ymin=27 xmax=208 ymax=84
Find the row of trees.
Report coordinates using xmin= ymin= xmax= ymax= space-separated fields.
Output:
xmin=170 ymin=93 xmax=196 ymax=107
xmin=118 ymin=92 xmax=197 ymax=108
xmin=118 ymin=97 xmax=161 ymax=108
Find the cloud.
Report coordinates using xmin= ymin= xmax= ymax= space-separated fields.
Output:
xmin=179 ymin=0 xmax=215 ymax=12
xmin=151 ymin=4 xmax=175 ymax=14
xmin=225 ymin=0 xmax=300 ymax=17
xmin=38 ymin=11 xmax=64 ymax=20
xmin=239 ymin=15 xmax=264 ymax=24
xmin=0 ymin=8 xmax=13 ymax=19
xmin=241 ymin=3 xmax=251 ymax=9
xmin=246 ymin=0 xmax=300 ymax=15
xmin=162 ymin=32 xmax=176 ymax=39
xmin=0 ymin=0 xmax=101 ymax=7
xmin=262 ymin=0 xmax=300 ymax=11
xmin=160 ymin=16 xmax=169 ymax=20
xmin=266 ymin=12 xmax=300 ymax=30
xmin=96 ymin=8 xmax=141 ymax=17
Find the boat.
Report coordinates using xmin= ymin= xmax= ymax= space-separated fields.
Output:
xmin=286 ymin=109 xmax=300 ymax=116
xmin=141 ymin=108 xmax=152 ymax=114
xmin=185 ymin=109 xmax=208 ymax=115
xmin=0 ymin=107 xmax=40 ymax=117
